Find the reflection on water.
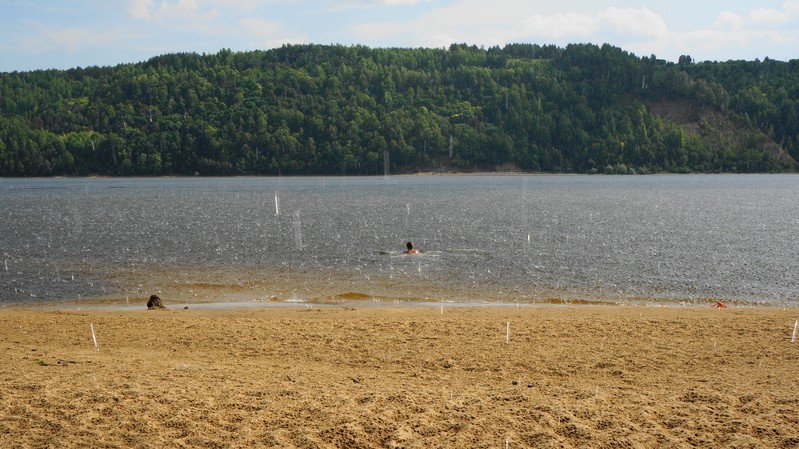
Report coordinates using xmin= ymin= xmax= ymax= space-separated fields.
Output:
xmin=2 ymin=175 xmax=798 ymax=307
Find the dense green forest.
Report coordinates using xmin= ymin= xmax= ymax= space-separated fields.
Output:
xmin=1 ymin=43 xmax=798 ymax=176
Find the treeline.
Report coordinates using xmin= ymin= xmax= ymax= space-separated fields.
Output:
xmin=1 ymin=43 xmax=797 ymax=176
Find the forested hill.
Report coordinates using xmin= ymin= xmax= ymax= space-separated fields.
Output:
xmin=1 ymin=43 xmax=798 ymax=176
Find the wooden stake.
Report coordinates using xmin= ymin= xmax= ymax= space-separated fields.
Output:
xmin=90 ymin=323 xmax=99 ymax=352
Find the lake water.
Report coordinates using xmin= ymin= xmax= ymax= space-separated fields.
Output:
xmin=1 ymin=175 xmax=798 ymax=307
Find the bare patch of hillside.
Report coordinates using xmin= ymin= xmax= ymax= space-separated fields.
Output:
xmin=648 ymin=100 xmax=795 ymax=168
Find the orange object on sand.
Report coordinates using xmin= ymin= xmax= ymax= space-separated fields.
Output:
xmin=711 ymin=301 xmax=727 ymax=308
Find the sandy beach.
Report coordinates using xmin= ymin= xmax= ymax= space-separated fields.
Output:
xmin=2 ymin=304 xmax=798 ymax=448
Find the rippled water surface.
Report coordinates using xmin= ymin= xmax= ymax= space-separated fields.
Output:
xmin=2 ymin=175 xmax=798 ymax=307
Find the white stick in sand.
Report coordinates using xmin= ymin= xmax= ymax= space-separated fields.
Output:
xmin=792 ymin=320 xmax=798 ymax=343
xmin=506 ymin=322 xmax=510 ymax=344
xmin=90 ymin=323 xmax=99 ymax=351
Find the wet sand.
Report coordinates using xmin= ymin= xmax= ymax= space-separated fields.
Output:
xmin=2 ymin=304 xmax=799 ymax=448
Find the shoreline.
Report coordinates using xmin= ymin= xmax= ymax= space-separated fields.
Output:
xmin=1 ymin=293 xmax=772 ymax=312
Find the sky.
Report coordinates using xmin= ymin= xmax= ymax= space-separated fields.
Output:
xmin=1 ymin=0 xmax=798 ymax=72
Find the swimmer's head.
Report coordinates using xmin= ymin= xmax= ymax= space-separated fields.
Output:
xmin=406 ymin=241 xmax=414 ymax=250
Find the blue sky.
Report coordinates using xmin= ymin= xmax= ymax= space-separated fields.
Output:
xmin=1 ymin=0 xmax=798 ymax=72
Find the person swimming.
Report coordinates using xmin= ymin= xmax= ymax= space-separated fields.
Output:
xmin=405 ymin=241 xmax=419 ymax=254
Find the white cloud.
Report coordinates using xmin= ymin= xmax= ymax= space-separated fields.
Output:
xmin=350 ymin=21 xmax=406 ymax=42
xmin=360 ymin=0 xmax=797 ymax=63
xmin=157 ymin=0 xmax=202 ymax=18
xmin=521 ymin=13 xmax=598 ymax=39
xmin=713 ymin=11 xmax=746 ymax=30
xmin=748 ymin=1 xmax=799 ymax=25
xmin=240 ymin=17 xmax=314 ymax=49
xmin=786 ymin=0 xmax=799 ymax=14
xmin=426 ymin=34 xmax=458 ymax=48
xmin=261 ymin=34 xmax=313 ymax=49
xmin=213 ymin=0 xmax=263 ymax=10
xmin=128 ymin=0 xmax=218 ymax=21
xmin=599 ymin=7 xmax=668 ymax=38
xmin=371 ymin=3 xmax=670 ymax=47
xmin=664 ymin=2 xmax=798 ymax=60
xmin=241 ymin=17 xmax=285 ymax=41
xmin=128 ymin=0 xmax=155 ymax=20
xmin=382 ymin=0 xmax=434 ymax=5
xmin=242 ymin=18 xmax=283 ymax=33
xmin=636 ymin=2 xmax=799 ymax=63
xmin=326 ymin=0 xmax=436 ymax=7
xmin=749 ymin=8 xmax=790 ymax=25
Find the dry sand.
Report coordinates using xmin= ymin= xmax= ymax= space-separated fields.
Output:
xmin=2 ymin=304 xmax=799 ymax=448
